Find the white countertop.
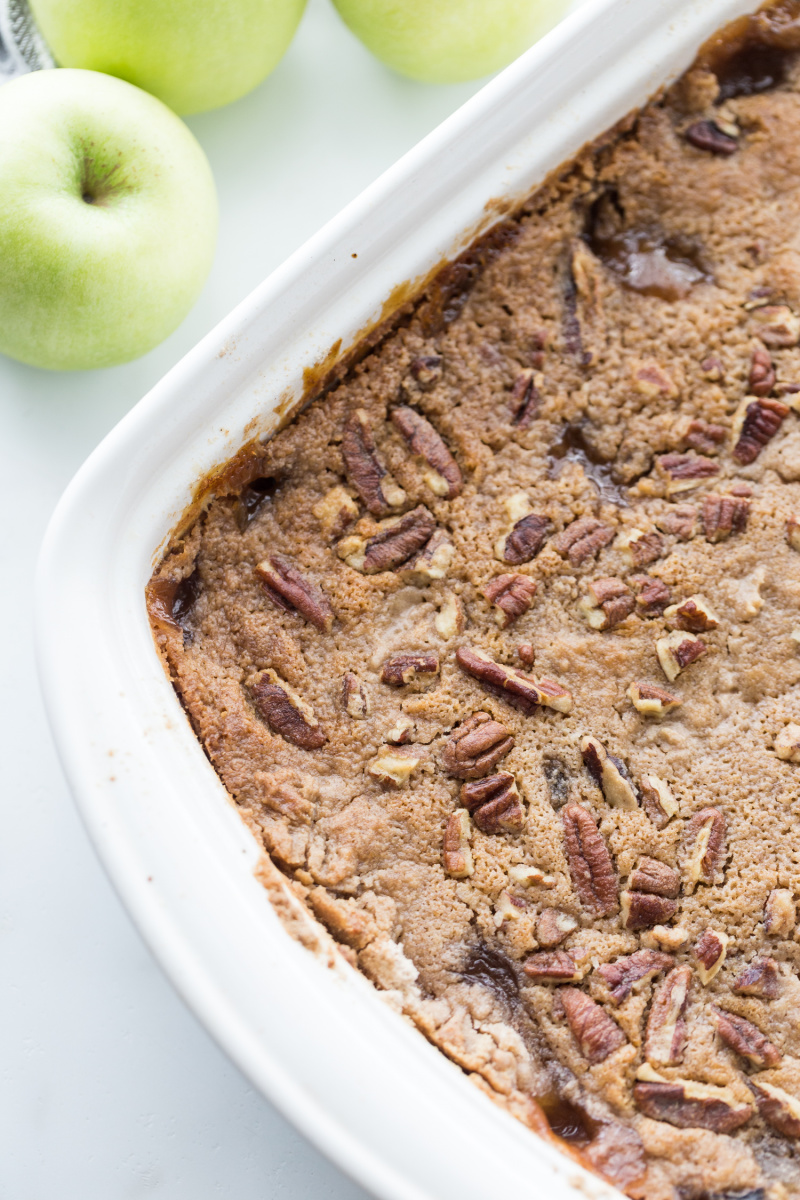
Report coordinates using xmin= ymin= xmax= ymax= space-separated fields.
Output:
xmin=0 ymin=2 xmax=579 ymax=1194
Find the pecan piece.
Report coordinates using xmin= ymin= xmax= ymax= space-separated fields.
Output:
xmin=713 ymin=1008 xmax=782 ymax=1069
xmin=628 ymin=681 xmax=682 ymax=718
xmin=536 ymin=908 xmax=578 ymax=948
xmin=562 ymin=804 xmax=618 ymax=917
xmin=621 ymin=890 xmax=677 ymax=930
xmin=656 ymin=453 xmax=719 ymax=496
xmin=597 ymin=949 xmax=674 ymax=1005
xmin=683 ymin=419 xmax=728 ymax=456
xmin=342 ymin=672 xmax=370 ymax=719
xmin=749 ymin=304 xmax=800 ymax=348
xmin=338 ymin=505 xmax=436 ymax=573
xmin=368 ymin=747 xmax=421 ymax=789
xmin=397 ymin=528 xmax=454 ymax=585
xmin=460 ymin=772 xmax=524 ymax=834
xmin=639 ymin=774 xmax=679 ymax=829
xmin=664 ymin=593 xmax=720 ymax=633
xmin=483 ymin=573 xmax=537 ymax=628
xmin=645 ymin=965 xmax=691 ymax=1066
xmin=732 ymin=396 xmax=789 ymax=464
xmin=629 ymin=857 xmax=680 ymax=899
xmin=341 ymin=408 xmax=405 ymax=516
xmin=642 ymin=925 xmax=690 ymax=952
xmin=380 ymin=653 xmax=439 ymax=688
xmin=700 ymin=355 xmax=724 ymax=381
xmin=631 ymin=360 xmax=678 ymax=399
xmin=509 ymin=368 xmax=543 ymax=427
xmin=694 ymin=929 xmax=729 ymax=984
xmin=656 ymin=630 xmax=707 ymax=682
xmin=749 ymin=346 xmax=776 ymax=397
xmin=256 ymin=554 xmax=334 ymax=632
xmin=561 ymin=988 xmax=626 ymax=1063
xmin=682 ymin=808 xmax=726 ymax=893
xmin=702 ymin=491 xmax=750 ymax=543
xmin=578 ymin=578 xmax=635 ymax=631
xmin=434 ymin=591 xmax=464 ymax=639
xmin=552 ymin=516 xmax=615 ymax=567
xmin=251 ymin=669 xmax=326 ymax=750
xmin=407 ymin=354 xmax=442 ymax=391
xmin=443 ymin=810 xmax=474 ymax=878
xmin=313 ymin=485 xmax=359 ymax=541
xmin=391 ymin=405 xmax=462 ymax=499
xmin=618 ymin=529 xmax=665 ymax=568
xmin=441 ymin=712 xmax=514 ymax=779
xmin=733 ymin=957 xmax=781 ymax=1000
xmin=634 ymin=1070 xmax=753 ymax=1133
xmin=764 ymin=888 xmax=796 ymax=937
xmin=630 ymin=574 xmax=672 ymax=616
xmin=655 ymin=505 xmax=697 ymax=541
xmin=749 ymin=1081 xmax=800 ymax=1137
xmin=684 ymin=120 xmax=738 ymax=155
xmin=455 ymin=646 xmax=573 ymax=715
xmin=774 ymin=722 xmax=800 ymax=763
xmin=508 ymin=863 xmax=555 ymax=888
xmin=496 ymin=512 xmax=551 ymax=565
xmin=580 ymin=736 xmax=638 ymax=810
xmin=524 ymin=950 xmax=583 ymax=982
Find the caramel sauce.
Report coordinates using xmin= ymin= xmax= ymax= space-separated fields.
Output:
xmin=235 ymin=476 xmax=278 ymax=531
xmin=539 ymin=1093 xmax=595 ymax=1146
xmin=698 ymin=0 xmax=800 ymax=101
xmin=462 ymin=944 xmax=520 ymax=1007
xmin=586 ymin=225 xmax=708 ymax=302
xmin=548 ymin=423 xmax=628 ymax=505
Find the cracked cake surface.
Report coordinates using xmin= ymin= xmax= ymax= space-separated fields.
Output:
xmin=148 ymin=4 xmax=800 ymax=1196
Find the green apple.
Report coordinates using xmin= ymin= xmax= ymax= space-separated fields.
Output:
xmin=330 ymin=0 xmax=570 ymax=83
xmin=0 ymin=68 xmax=217 ymax=371
xmin=28 ymin=0 xmax=307 ymax=115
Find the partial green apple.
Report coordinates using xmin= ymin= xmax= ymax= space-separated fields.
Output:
xmin=330 ymin=0 xmax=570 ymax=83
xmin=0 ymin=68 xmax=217 ymax=371
xmin=28 ymin=0 xmax=307 ymax=115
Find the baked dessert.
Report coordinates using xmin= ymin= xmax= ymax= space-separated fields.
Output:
xmin=148 ymin=4 xmax=800 ymax=1196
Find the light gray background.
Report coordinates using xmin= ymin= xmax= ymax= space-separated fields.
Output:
xmin=0 ymin=1 xmax=579 ymax=1195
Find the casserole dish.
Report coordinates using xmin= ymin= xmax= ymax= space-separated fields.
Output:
xmin=37 ymin=2 xmax=765 ymax=1196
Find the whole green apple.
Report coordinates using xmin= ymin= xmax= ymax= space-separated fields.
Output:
xmin=0 ymin=69 xmax=217 ymax=371
xmin=330 ymin=0 xmax=570 ymax=83
xmin=29 ymin=0 xmax=307 ymax=114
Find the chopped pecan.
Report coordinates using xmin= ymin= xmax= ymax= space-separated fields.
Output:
xmin=642 ymin=925 xmax=690 ymax=952
xmin=749 ymin=1081 xmax=800 ymax=1137
xmin=764 ymin=888 xmax=796 ymax=937
xmin=713 ymin=1008 xmax=782 ymax=1069
xmin=656 ymin=505 xmax=697 ymax=541
xmin=732 ymin=396 xmax=789 ymax=465
xmin=380 ymin=653 xmax=439 ymax=688
xmin=656 ymin=630 xmax=707 ymax=682
xmin=562 ymin=804 xmax=618 ymax=917
xmin=684 ymin=119 xmax=738 ymax=154
xmin=682 ymin=808 xmax=726 ymax=893
xmin=536 ymin=908 xmax=578 ymax=948
xmin=694 ymin=929 xmax=729 ymax=984
xmin=702 ymin=492 xmax=750 ymax=543
xmin=628 ymin=681 xmax=682 ymax=718
xmin=631 ymin=360 xmax=678 ymax=399
xmin=391 ymin=406 xmax=462 ymax=499
xmin=787 ymin=516 xmax=800 ymax=552
xmin=598 ymin=949 xmax=674 ymax=1005
xmin=578 ymin=578 xmax=635 ymax=631
xmin=510 ymin=368 xmax=543 ymax=427
xmin=341 ymin=409 xmax=406 ymax=516
xmin=434 ymin=591 xmax=463 ymax=639
xmin=407 ymin=355 xmax=442 ymax=390
xmin=700 ymin=355 xmax=724 ymax=381
xmin=251 ymin=669 xmax=326 ymax=750
xmin=630 ymin=574 xmax=672 ymax=616
xmin=517 ymin=642 xmax=535 ymax=666
xmin=385 ymin=715 xmax=414 ymax=744
xmin=629 ymin=857 xmax=680 ymax=899
xmin=397 ymin=528 xmax=454 ymax=585
xmin=256 ymin=554 xmax=334 ymax=632
xmin=338 ymin=505 xmax=436 ymax=573
xmin=656 ymin=453 xmax=720 ymax=496
xmin=733 ymin=957 xmax=781 ymax=1000
xmin=563 ymin=241 xmax=600 ymax=367
xmin=664 ymin=593 xmax=720 ymax=633
xmin=683 ymin=419 xmax=728 ymax=456
xmin=368 ymin=747 xmax=421 ymax=788
xmin=508 ymin=863 xmax=555 ymax=888
xmin=455 ymin=646 xmax=573 ymax=715
xmin=483 ymin=573 xmax=537 ymax=628
xmin=342 ymin=672 xmax=370 ymax=719
xmin=618 ymin=529 xmax=665 ymax=568
xmin=523 ymin=949 xmax=584 ymax=982
xmin=441 ymin=712 xmax=514 ymax=779
xmin=621 ymin=891 xmax=677 ymax=930
xmin=552 ymin=516 xmax=615 ymax=567
xmin=493 ymin=889 xmax=527 ymax=928
xmin=580 ymin=736 xmax=638 ymax=810
xmin=460 ymin=772 xmax=524 ymax=834
xmin=749 ymin=346 xmax=776 ymax=397
xmin=496 ymin=511 xmax=551 ymax=565
xmin=645 ymin=965 xmax=691 ymax=1066
xmin=774 ymin=722 xmax=800 ymax=763
xmin=634 ymin=1069 xmax=753 ymax=1133
xmin=561 ymin=988 xmax=626 ymax=1063
xmin=749 ymin=304 xmax=800 ymax=348
xmin=312 ymin=485 xmax=359 ymax=540
xmin=639 ymin=774 xmax=679 ymax=829
xmin=443 ymin=810 xmax=474 ymax=878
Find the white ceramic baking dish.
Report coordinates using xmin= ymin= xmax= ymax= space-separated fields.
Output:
xmin=37 ymin=1 xmax=761 ymax=1195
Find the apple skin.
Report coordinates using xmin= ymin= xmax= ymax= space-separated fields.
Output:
xmin=29 ymin=0 xmax=307 ymax=115
xmin=0 ymin=69 xmax=218 ymax=371
xmin=330 ymin=0 xmax=570 ymax=83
